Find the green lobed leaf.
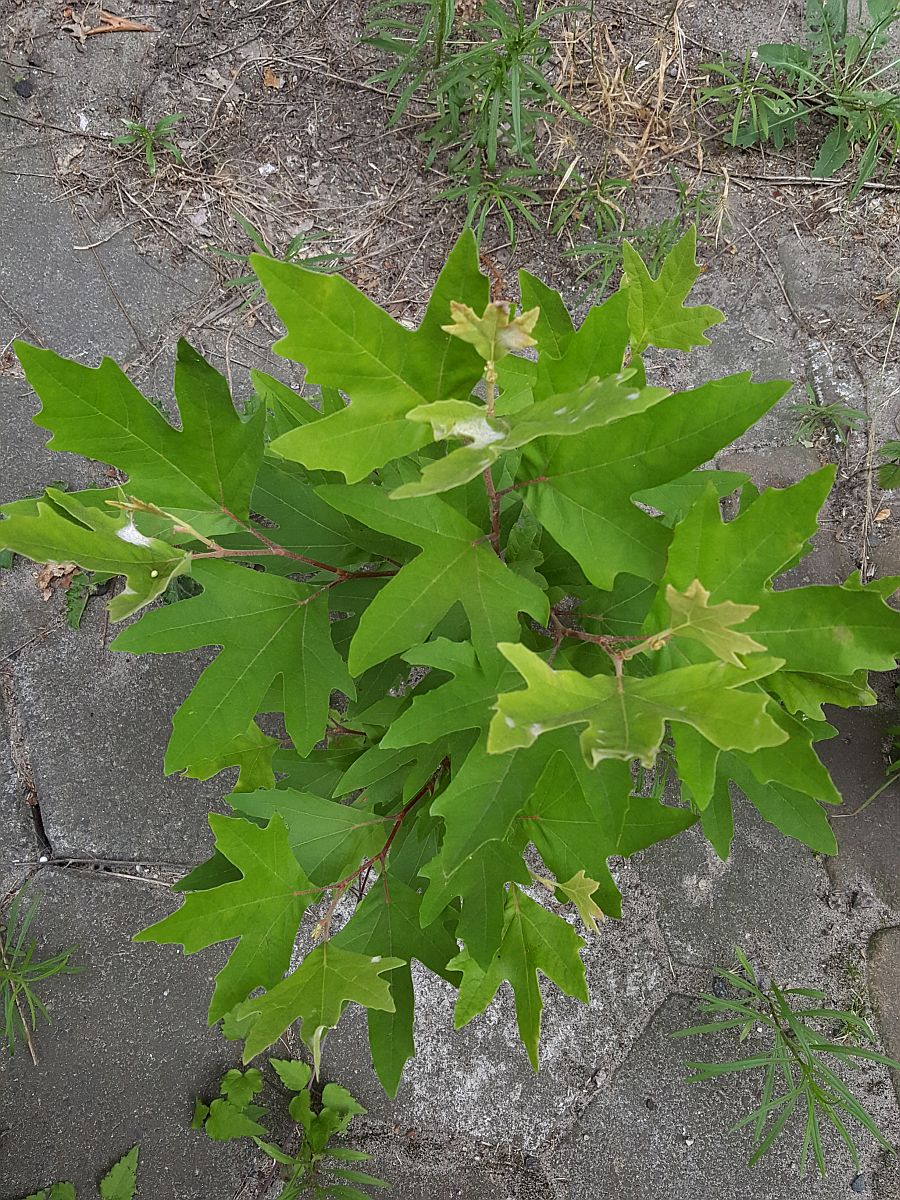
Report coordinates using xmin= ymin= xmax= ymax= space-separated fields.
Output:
xmin=394 ymin=373 xmax=671 ymax=498
xmin=621 ymin=227 xmax=725 ymax=353
xmin=419 ymin=835 xmax=532 ymax=968
xmin=317 ymin=484 xmax=548 ymax=672
xmin=450 ymin=886 xmax=588 ymax=1069
xmin=521 ymin=373 xmax=789 ymax=589
xmin=233 ymin=788 xmax=386 ymax=885
xmin=99 ymin=1147 xmax=139 ymax=1200
xmin=258 ymin=231 xmax=489 ymax=481
xmin=15 ymin=339 xmax=264 ymax=529
xmin=0 ymin=489 xmax=189 ymax=620
xmin=180 ymin=723 xmax=280 ymax=793
xmin=135 ymin=814 xmax=312 ymax=1022
xmin=239 ymin=943 xmax=404 ymax=1070
xmin=112 ymin=559 xmax=354 ymax=774
xmin=333 ymin=878 xmax=459 ymax=1095
xmin=204 ymin=1098 xmax=267 ymax=1141
xmin=270 ymin=1058 xmax=313 ymax=1091
xmin=491 ymin=643 xmax=787 ymax=769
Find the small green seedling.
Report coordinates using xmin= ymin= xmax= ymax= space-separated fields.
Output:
xmin=212 ymin=212 xmax=345 ymax=305
xmin=790 ymin=382 xmax=868 ymax=446
xmin=113 ymin=113 xmax=184 ymax=175
xmin=438 ymin=163 xmax=542 ymax=247
xmin=17 ymin=1145 xmax=139 ymax=1200
xmin=1 ymin=887 xmax=81 ymax=1057
xmin=194 ymin=1063 xmax=387 ymax=1199
xmin=676 ymin=947 xmax=900 ymax=1175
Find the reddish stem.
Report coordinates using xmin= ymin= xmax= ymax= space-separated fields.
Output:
xmin=296 ymin=758 xmax=451 ymax=921
xmin=482 ymin=466 xmax=502 ymax=556
xmin=495 ymin=475 xmax=548 ymax=498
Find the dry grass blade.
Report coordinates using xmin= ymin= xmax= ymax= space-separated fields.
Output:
xmin=553 ymin=0 xmax=702 ymax=182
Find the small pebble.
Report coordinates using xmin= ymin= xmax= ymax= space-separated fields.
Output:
xmin=523 ymin=1154 xmax=539 ymax=1170
xmin=13 ymin=77 xmax=33 ymax=99
xmin=851 ymin=1175 xmax=866 ymax=1194
xmin=712 ymin=975 xmax=728 ymax=998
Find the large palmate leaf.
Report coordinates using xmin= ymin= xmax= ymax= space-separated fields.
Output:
xmin=621 ymin=226 xmax=724 ymax=353
xmin=419 ymin=835 xmax=532 ymax=968
xmin=15 ymin=340 xmax=264 ymax=529
xmin=112 ymin=559 xmax=353 ymax=774
xmin=521 ymin=282 xmax=635 ymax=399
xmin=521 ymin=373 xmax=790 ymax=589
xmin=257 ymin=232 xmax=489 ymax=481
xmin=317 ymin=484 xmax=548 ymax=671
xmin=450 ymin=887 xmax=588 ymax=1069
xmin=217 ymin=457 xmax=404 ymax=572
xmin=234 ymin=788 xmax=386 ymax=884
xmin=490 ymin=643 xmax=787 ymax=768
xmin=660 ymin=470 xmax=836 ymax=600
xmin=239 ymin=943 xmax=404 ymax=1070
xmin=659 ymin=475 xmax=900 ymax=675
xmin=136 ymin=814 xmax=311 ymax=1022
xmin=0 ymin=488 xmax=188 ymax=619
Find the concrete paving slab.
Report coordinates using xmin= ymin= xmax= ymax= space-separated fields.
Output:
xmin=0 ymin=869 xmax=256 ymax=1200
xmin=868 ymin=927 xmax=900 ymax=1105
xmin=822 ymin=703 xmax=900 ymax=911
xmin=6 ymin=581 xmax=226 ymax=863
xmin=354 ymin=1132 xmax=548 ymax=1200
xmin=631 ymin=798 xmax=840 ymax=977
xmin=557 ymin=994 xmax=897 ymax=1200
xmin=0 ymin=715 xmax=35 ymax=901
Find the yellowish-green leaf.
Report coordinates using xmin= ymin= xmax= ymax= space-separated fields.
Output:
xmin=441 ymin=300 xmax=539 ymax=362
xmin=666 ymin=579 xmax=766 ymax=666
xmin=0 ymin=489 xmax=189 ymax=620
xmin=490 ymin=642 xmax=787 ymax=768
xmin=555 ymin=870 xmax=606 ymax=934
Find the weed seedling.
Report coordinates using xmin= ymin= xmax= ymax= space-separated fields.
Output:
xmin=113 ymin=113 xmax=184 ymax=175
xmin=212 ymin=213 xmax=345 ymax=305
xmin=676 ymin=947 xmax=900 ymax=1174
xmin=703 ymin=0 xmax=900 ymax=196
xmin=16 ymin=1145 xmax=139 ymax=1200
xmin=438 ymin=163 xmax=542 ymax=246
xmin=1 ymin=887 xmax=80 ymax=1059
xmin=790 ymin=382 xmax=868 ymax=445
xmin=194 ymin=1062 xmax=386 ymax=1199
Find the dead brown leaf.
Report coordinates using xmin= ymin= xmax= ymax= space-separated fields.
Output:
xmin=34 ymin=562 xmax=78 ymax=601
xmin=874 ymin=508 xmax=892 ymax=523
xmin=262 ymin=66 xmax=285 ymax=90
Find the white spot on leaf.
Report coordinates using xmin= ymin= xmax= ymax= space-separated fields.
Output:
xmin=442 ymin=417 xmax=506 ymax=449
xmin=116 ymin=520 xmax=153 ymax=548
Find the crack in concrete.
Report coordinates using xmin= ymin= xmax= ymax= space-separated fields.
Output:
xmin=0 ymin=661 xmax=52 ymax=858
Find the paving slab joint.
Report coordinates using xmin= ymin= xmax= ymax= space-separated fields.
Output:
xmin=0 ymin=661 xmax=51 ymax=858
xmin=538 ymin=988 xmax=680 ymax=1158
